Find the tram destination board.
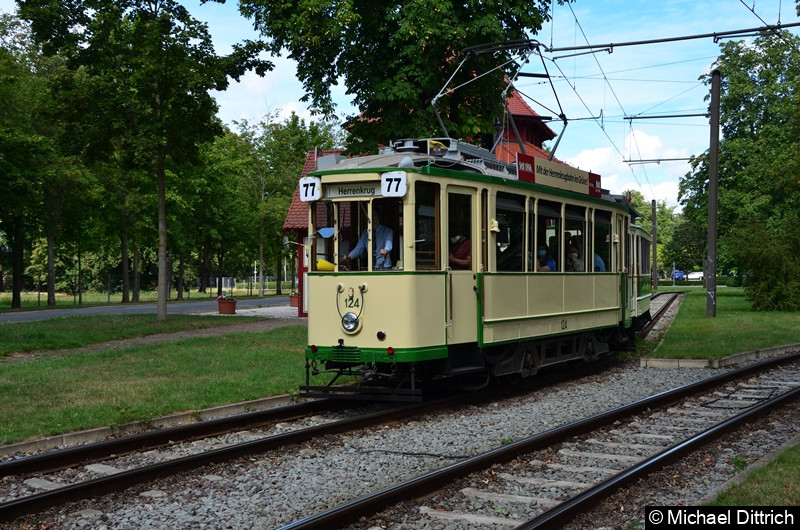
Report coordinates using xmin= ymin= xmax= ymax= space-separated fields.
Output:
xmin=517 ymin=152 xmax=602 ymax=197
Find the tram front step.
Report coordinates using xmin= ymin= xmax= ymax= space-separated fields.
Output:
xmin=448 ymin=366 xmax=486 ymax=375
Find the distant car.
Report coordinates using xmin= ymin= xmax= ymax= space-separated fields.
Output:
xmin=672 ymin=270 xmax=685 ymax=281
xmin=687 ymin=271 xmax=704 ymax=280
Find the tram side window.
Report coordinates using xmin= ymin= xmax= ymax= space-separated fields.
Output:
xmin=495 ymin=192 xmax=525 ymax=272
xmin=594 ymin=211 xmax=611 ymax=272
xmin=448 ymin=193 xmax=472 ymax=270
xmin=536 ymin=200 xmax=561 ymax=272
xmin=565 ymin=206 xmax=586 ymax=272
xmin=415 ymin=181 xmax=440 ymax=270
xmin=641 ymin=237 xmax=651 ymax=275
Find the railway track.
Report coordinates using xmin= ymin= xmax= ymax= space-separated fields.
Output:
xmin=282 ymin=351 xmax=800 ymax=529
xmin=0 ymin=398 xmax=435 ymax=522
xmin=0 ymin=399 xmax=345 ymax=474
xmin=0 ymin=380 xmax=562 ymax=523
xmin=642 ymin=291 xmax=681 ymax=338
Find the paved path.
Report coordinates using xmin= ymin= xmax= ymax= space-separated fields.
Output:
xmin=0 ymin=297 xmax=295 ymax=324
xmin=1 ymin=299 xmax=307 ymax=365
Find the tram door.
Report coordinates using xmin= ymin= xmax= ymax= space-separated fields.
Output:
xmin=446 ymin=190 xmax=478 ymax=345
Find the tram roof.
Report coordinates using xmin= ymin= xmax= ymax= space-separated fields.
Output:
xmin=313 ymin=138 xmax=518 ymax=177
xmin=309 ymin=138 xmax=635 ymax=213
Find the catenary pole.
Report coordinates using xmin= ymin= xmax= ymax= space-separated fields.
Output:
xmin=651 ymin=200 xmax=657 ymax=291
xmin=707 ymin=69 xmax=720 ymax=317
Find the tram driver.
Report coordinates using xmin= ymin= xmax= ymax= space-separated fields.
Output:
xmin=344 ymin=207 xmax=394 ymax=270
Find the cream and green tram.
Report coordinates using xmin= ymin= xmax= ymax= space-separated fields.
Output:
xmin=299 ymin=139 xmax=650 ymax=400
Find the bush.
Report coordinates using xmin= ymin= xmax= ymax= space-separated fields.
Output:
xmin=726 ymin=212 xmax=800 ymax=311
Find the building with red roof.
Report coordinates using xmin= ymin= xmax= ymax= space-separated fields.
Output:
xmin=284 ymin=149 xmax=343 ymax=316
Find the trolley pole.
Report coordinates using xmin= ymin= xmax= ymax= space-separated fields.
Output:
xmin=707 ymin=69 xmax=720 ymax=317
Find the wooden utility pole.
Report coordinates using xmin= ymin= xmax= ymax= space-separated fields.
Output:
xmin=707 ymin=69 xmax=720 ymax=317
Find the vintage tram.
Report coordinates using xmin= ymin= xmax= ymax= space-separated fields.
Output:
xmin=298 ymin=138 xmax=651 ymax=400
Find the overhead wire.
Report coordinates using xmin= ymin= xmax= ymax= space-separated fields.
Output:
xmin=737 ymin=0 xmax=800 ymax=53
xmin=510 ymin=4 xmax=800 ymax=208
xmin=563 ymin=2 xmax=655 ymax=200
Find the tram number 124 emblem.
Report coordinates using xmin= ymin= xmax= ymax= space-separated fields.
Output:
xmin=381 ymin=171 xmax=407 ymax=197
xmin=345 ymin=287 xmax=360 ymax=308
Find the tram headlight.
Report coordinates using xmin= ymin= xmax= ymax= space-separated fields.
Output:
xmin=341 ymin=312 xmax=359 ymax=333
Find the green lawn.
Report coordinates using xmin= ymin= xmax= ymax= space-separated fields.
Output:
xmin=0 ymin=325 xmax=306 ymax=444
xmin=0 ymin=314 xmax=265 ymax=357
xmin=707 ymin=443 xmax=800 ymax=505
xmin=643 ymin=288 xmax=800 ymax=358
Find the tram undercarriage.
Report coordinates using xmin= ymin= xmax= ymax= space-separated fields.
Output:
xmin=299 ymin=324 xmax=634 ymax=402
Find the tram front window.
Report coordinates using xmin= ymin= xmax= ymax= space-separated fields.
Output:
xmin=308 ymin=199 xmax=401 ymax=272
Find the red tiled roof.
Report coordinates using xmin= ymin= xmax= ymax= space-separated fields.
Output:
xmin=506 ymin=91 xmax=537 ymax=117
xmin=284 ymin=149 xmax=344 ymax=232
xmin=495 ymin=139 xmax=561 ymax=165
xmin=505 ymin=90 xmax=557 ymax=144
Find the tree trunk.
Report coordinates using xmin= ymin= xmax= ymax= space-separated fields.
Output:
xmin=156 ymin=154 xmax=168 ymax=322
xmin=9 ymin=220 xmax=24 ymax=309
xmin=275 ymin=256 xmax=282 ymax=295
xmin=258 ymin=223 xmax=265 ymax=296
xmin=120 ymin=196 xmax=131 ymax=303
xmin=216 ymin=249 xmax=224 ymax=298
xmin=200 ymin=244 xmax=211 ymax=293
xmin=132 ymin=241 xmax=140 ymax=302
xmin=176 ymin=253 xmax=185 ymax=301
xmin=290 ymin=249 xmax=296 ymax=292
xmin=46 ymin=230 xmax=56 ymax=306
xmin=77 ymin=244 xmax=83 ymax=305
xmin=166 ymin=251 xmax=173 ymax=300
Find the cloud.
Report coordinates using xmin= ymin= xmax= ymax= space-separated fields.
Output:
xmin=566 ymin=129 xmax=686 ymax=209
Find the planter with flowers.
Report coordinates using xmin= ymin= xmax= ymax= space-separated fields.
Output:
xmin=289 ymin=292 xmax=299 ymax=307
xmin=217 ymin=294 xmax=237 ymax=314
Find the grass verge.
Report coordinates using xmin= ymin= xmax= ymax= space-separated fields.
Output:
xmin=0 ymin=314 xmax=265 ymax=358
xmin=707 ymin=443 xmax=800 ymax=505
xmin=0 ymin=325 xmax=306 ymax=444
xmin=644 ymin=288 xmax=800 ymax=359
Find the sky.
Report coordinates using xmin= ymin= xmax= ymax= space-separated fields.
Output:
xmin=2 ymin=0 xmax=798 ymax=210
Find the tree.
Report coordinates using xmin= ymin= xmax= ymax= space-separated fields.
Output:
xmin=622 ymin=190 xmax=679 ymax=277
xmin=679 ymin=30 xmax=800 ymax=309
xmin=0 ymin=14 xmax=55 ymax=308
xmin=236 ymin=113 xmax=341 ymax=295
xmin=18 ymin=0 xmax=271 ymax=320
xmin=239 ymin=0 xmax=555 ymax=152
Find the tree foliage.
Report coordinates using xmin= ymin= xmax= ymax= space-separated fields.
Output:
xmin=623 ymin=190 xmax=680 ymax=276
xmin=235 ymin=113 xmax=341 ymax=294
xmin=16 ymin=0 xmax=271 ymax=319
xmin=679 ymin=30 xmax=800 ymax=309
xmin=0 ymin=14 xmax=59 ymax=307
xmin=239 ymin=0 xmax=555 ymax=152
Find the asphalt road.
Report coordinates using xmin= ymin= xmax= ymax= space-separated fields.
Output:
xmin=0 ymin=296 xmax=291 ymax=324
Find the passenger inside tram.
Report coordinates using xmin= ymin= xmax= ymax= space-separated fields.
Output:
xmin=449 ymin=229 xmax=471 ymax=269
xmin=566 ymin=244 xmax=584 ymax=272
xmin=536 ymin=244 xmax=556 ymax=271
